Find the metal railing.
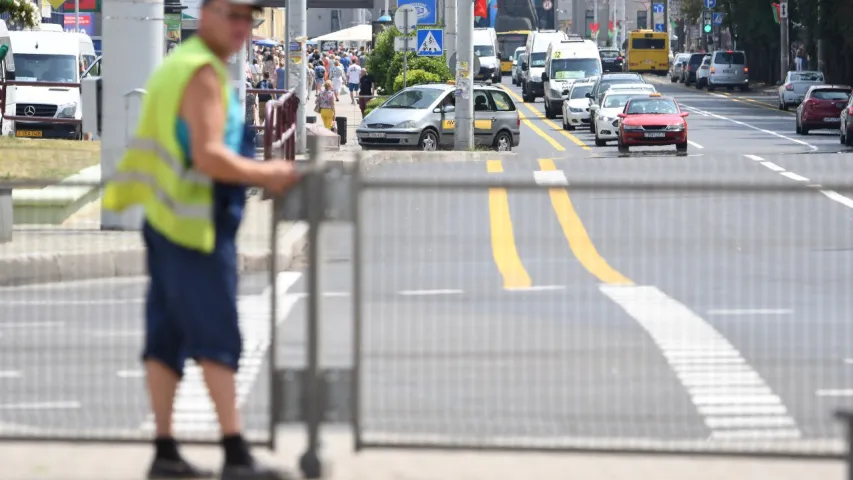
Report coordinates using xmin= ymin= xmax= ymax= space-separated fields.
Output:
xmin=253 ymin=88 xmax=299 ymax=161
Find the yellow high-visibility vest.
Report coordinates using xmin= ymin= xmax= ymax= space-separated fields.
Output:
xmin=103 ymin=36 xmax=231 ymax=254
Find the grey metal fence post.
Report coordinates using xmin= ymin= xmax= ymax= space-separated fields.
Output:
xmin=268 ymin=189 xmax=280 ymax=450
xmin=837 ymin=411 xmax=853 ymax=480
xmin=350 ymin=153 xmax=363 ymax=451
xmin=299 ymin=135 xmax=325 ymax=479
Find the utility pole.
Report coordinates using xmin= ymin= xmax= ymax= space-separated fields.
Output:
xmin=453 ymin=0 xmax=473 ymax=150
xmin=593 ymin=0 xmax=598 ymax=44
xmin=285 ymin=0 xmax=307 ymax=154
xmin=445 ymin=0 xmax=456 ymax=72
xmin=779 ymin=0 xmax=788 ymax=79
xmin=74 ymin=0 xmax=79 ymax=32
xmin=99 ymin=0 xmax=163 ymax=230
xmin=816 ymin=0 xmax=824 ymax=72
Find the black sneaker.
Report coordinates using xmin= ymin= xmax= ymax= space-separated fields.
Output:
xmin=148 ymin=458 xmax=216 ymax=479
xmin=220 ymin=461 xmax=295 ymax=480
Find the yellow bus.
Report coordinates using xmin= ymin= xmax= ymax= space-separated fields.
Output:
xmin=497 ymin=30 xmax=529 ymax=74
xmin=625 ymin=30 xmax=669 ymax=75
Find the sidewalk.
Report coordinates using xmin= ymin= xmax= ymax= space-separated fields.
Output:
xmin=0 ymin=428 xmax=843 ymax=480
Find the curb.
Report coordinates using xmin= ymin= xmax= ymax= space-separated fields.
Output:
xmin=0 ymin=223 xmax=309 ymax=287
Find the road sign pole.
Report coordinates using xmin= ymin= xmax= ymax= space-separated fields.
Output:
xmin=780 ymin=1 xmax=789 ymax=78
xmin=454 ymin=0 xmax=474 ymax=150
xmin=404 ymin=16 xmax=409 ymax=89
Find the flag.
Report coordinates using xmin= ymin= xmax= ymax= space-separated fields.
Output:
xmin=475 ymin=0 xmax=488 ymax=19
xmin=771 ymin=3 xmax=780 ymax=24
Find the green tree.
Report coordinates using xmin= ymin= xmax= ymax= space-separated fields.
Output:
xmin=386 ymin=53 xmax=452 ymax=93
xmin=0 ymin=0 xmax=40 ymax=28
xmin=392 ymin=69 xmax=441 ymax=92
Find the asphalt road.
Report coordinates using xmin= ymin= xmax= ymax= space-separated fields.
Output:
xmin=2 ymin=74 xmax=853 ymax=454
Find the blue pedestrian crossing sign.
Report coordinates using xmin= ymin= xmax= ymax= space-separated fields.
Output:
xmin=417 ymin=28 xmax=443 ymax=57
xmin=654 ymin=23 xmax=666 ymax=32
xmin=703 ymin=0 xmax=716 ymax=8
xmin=713 ymin=12 xmax=724 ymax=25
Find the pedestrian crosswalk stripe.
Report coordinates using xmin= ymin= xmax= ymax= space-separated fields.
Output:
xmin=418 ymin=31 xmax=441 ymax=53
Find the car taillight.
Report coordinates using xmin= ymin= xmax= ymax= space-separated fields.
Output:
xmin=517 ymin=113 xmax=520 ymax=126
xmin=848 ymin=107 xmax=853 ymax=115
xmin=807 ymin=99 xmax=819 ymax=109
xmin=616 ymin=56 xmax=623 ymax=61
xmin=744 ymin=67 xmax=749 ymax=73
xmin=710 ymin=67 xmax=715 ymax=74
xmin=785 ymin=84 xmax=793 ymax=91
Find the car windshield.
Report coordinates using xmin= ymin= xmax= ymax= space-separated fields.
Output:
xmin=626 ymin=98 xmax=679 ymax=114
xmin=474 ymin=45 xmax=495 ymax=57
xmin=811 ymin=89 xmax=852 ymax=101
xmin=13 ymin=53 xmax=78 ymax=82
xmin=600 ymin=50 xmax=619 ymax=59
xmin=571 ymin=85 xmax=593 ymax=99
xmin=713 ymin=51 xmax=746 ymax=64
xmin=530 ymin=52 xmax=546 ymax=67
xmin=792 ymin=72 xmax=824 ymax=82
xmin=550 ymin=58 xmax=601 ymax=80
xmin=382 ymin=88 xmax=444 ymax=109
xmin=600 ymin=78 xmax=643 ymax=93
xmin=604 ymin=94 xmax=640 ymax=108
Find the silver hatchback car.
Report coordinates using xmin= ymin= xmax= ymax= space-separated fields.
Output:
xmin=707 ymin=50 xmax=749 ymax=91
xmin=356 ymin=83 xmax=521 ymax=151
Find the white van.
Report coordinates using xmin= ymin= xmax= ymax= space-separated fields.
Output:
xmin=542 ymin=36 xmax=601 ymax=118
xmin=521 ymin=29 xmax=568 ymax=102
xmin=0 ymin=20 xmax=15 ymax=136
xmin=9 ymin=29 xmax=96 ymax=139
xmin=473 ymin=28 xmax=501 ymax=84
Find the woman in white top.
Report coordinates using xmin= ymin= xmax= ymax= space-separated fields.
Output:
xmin=329 ymin=58 xmax=345 ymax=102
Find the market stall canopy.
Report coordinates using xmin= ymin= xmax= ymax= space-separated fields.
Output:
xmin=310 ymin=24 xmax=372 ymax=43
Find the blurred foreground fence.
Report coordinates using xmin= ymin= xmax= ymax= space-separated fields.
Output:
xmin=4 ymin=149 xmax=853 ymax=477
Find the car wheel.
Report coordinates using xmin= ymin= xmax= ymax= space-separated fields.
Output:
xmin=561 ymin=115 xmax=568 ymax=130
xmin=545 ymin=103 xmax=557 ymax=119
xmin=494 ymin=131 xmax=512 ymax=152
xmin=617 ymin=138 xmax=629 ymax=154
xmin=783 ymin=103 xmax=789 ymax=111
xmin=522 ymin=87 xmax=533 ymax=103
xmin=840 ymin=129 xmax=846 ymax=145
xmin=695 ymin=80 xmax=702 ymax=90
xmin=778 ymin=99 xmax=784 ymax=110
xmin=418 ymin=129 xmax=439 ymax=151
xmin=589 ymin=119 xmax=595 ymax=133
xmin=846 ymin=129 xmax=853 ymax=147
xmin=670 ymin=75 xmax=677 ymax=83
xmin=801 ymin=123 xmax=809 ymax=135
xmin=707 ymin=84 xmax=716 ymax=92
xmin=594 ymin=134 xmax=606 ymax=147
xmin=795 ymin=118 xmax=802 ymax=135
xmin=676 ymin=142 xmax=688 ymax=153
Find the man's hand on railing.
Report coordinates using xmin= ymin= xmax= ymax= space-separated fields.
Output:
xmin=259 ymin=160 xmax=301 ymax=196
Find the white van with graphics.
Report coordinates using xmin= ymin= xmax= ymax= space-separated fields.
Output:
xmin=522 ymin=29 xmax=568 ymax=103
xmin=10 ymin=29 xmax=96 ymax=139
xmin=542 ymin=36 xmax=601 ymax=118
xmin=0 ymin=20 xmax=15 ymax=136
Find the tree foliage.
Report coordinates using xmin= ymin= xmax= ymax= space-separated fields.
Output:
xmin=365 ymin=24 xmax=452 ymax=95
xmin=0 ymin=0 xmax=40 ymax=28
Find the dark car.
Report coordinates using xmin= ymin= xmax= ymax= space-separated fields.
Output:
xmin=683 ymin=53 xmax=707 ymax=86
xmin=599 ymin=48 xmax=623 ymax=73
xmin=796 ymin=85 xmax=852 ymax=135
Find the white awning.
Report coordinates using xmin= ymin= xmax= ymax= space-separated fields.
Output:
xmin=310 ymin=24 xmax=372 ymax=43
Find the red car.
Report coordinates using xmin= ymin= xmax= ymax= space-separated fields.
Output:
xmin=796 ymin=85 xmax=852 ymax=135
xmin=617 ymin=93 xmax=690 ymax=153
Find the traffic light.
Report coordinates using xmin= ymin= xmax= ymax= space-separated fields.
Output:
xmin=703 ymin=11 xmax=713 ymax=33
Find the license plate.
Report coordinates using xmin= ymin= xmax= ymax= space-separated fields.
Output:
xmin=722 ymin=69 xmax=733 ymax=73
xmin=644 ymin=132 xmax=666 ymax=138
xmin=15 ymin=130 xmax=42 ymax=138
xmin=366 ymin=132 xmax=386 ymax=138
xmin=824 ymin=117 xmax=841 ymax=122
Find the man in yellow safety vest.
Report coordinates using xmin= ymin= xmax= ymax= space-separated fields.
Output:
xmin=102 ymin=0 xmax=298 ymax=477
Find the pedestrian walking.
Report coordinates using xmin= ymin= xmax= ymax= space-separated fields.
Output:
xmin=358 ymin=67 xmax=375 ymax=117
xmin=330 ymin=58 xmax=344 ymax=101
xmin=346 ymin=58 xmax=361 ymax=104
xmin=313 ymin=60 xmax=326 ymax=96
xmin=795 ymin=45 xmax=804 ymax=71
xmin=255 ymin=72 xmax=274 ymax=123
xmin=315 ymin=79 xmax=337 ymax=130
xmin=102 ymin=0 xmax=300 ymax=477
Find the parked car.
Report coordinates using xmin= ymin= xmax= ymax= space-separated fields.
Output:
xmin=778 ymin=70 xmax=824 ymax=110
xmin=841 ymin=93 xmax=853 ymax=146
xmin=706 ymin=49 xmax=749 ymax=91
xmin=795 ymin=85 xmax=852 ymax=135
xmin=617 ymin=93 xmax=689 ymax=154
xmin=670 ymin=53 xmax=690 ymax=82
xmin=695 ymin=56 xmax=711 ymax=89
xmin=683 ymin=53 xmax=707 ymax=86
xmin=511 ymin=48 xmax=526 ymax=86
xmin=356 ymin=83 xmax=521 ymax=151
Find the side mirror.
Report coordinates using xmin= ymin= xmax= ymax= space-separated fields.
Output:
xmin=541 ymin=72 xmax=549 ymax=82
xmin=617 ymin=113 xmax=627 ymax=119
xmin=433 ymin=107 xmax=441 ymax=113
xmin=585 ymin=92 xmax=592 ymax=98
xmin=680 ymin=112 xmax=689 ymax=117
xmin=443 ymin=105 xmax=455 ymax=113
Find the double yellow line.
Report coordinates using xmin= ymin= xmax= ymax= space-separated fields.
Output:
xmin=486 ymin=158 xmax=633 ymax=288
xmin=501 ymin=86 xmax=591 ymax=151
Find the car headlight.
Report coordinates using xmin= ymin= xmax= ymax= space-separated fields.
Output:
xmin=622 ymin=125 xmax=643 ymax=132
xmin=600 ymin=115 xmax=614 ymax=123
xmin=56 ymin=102 xmax=77 ymax=118
xmin=570 ymin=107 xmax=584 ymax=113
xmin=665 ymin=124 xmax=684 ymax=131
xmin=394 ymin=120 xmax=417 ymax=129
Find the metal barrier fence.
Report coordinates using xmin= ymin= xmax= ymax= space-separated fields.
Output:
xmin=6 ymin=148 xmax=853 ymax=476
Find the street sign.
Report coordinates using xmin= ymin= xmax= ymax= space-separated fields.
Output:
xmin=779 ymin=1 xmax=788 ymax=18
xmin=394 ymin=5 xmax=418 ymax=34
xmin=397 ymin=0 xmax=437 ymax=25
xmin=416 ymin=28 xmax=443 ymax=56
xmin=712 ymin=12 xmax=724 ymax=25
xmin=654 ymin=23 xmax=666 ymax=32
xmin=394 ymin=36 xmax=416 ymax=52
xmin=652 ymin=3 xmax=664 ymax=13
xmin=543 ymin=0 xmax=553 ymax=10
xmin=703 ymin=0 xmax=716 ymax=8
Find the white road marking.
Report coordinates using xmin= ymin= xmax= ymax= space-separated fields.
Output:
xmin=781 ymin=171 xmax=809 ymax=181
xmin=92 ymin=330 xmax=143 ymax=338
xmin=0 ymin=299 xmax=143 ymax=306
xmin=682 ymin=105 xmax=818 ymax=151
xmin=0 ymin=371 xmax=22 ymax=378
xmin=744 ymin=154 xmax=764 ymax=161
xmin=141 ymin=271 xmax=304 ymax=436
xmin=697 ymin=404 xmax=788 ymax=416
xmin=0 ymin=401 xmax=81 ymax=410
xmin=709 ymin=429 xmax=802 ymax=440
xmin=687 ymin=140 xmax=704 ymax=149
xmin=0 ymin=322 xmax=64 ymax=329
xmin=707 ymin=309 xmax=793 ymax=315
xmin=533 ymin=170 xmax=569 ymax=186
xmin=504 ymin=285 xmax=566 ymax=292
xmin=820 ymin=190 xmax=853 ymax=210
xmin=292 ymin=292 xmax=350 ymax=299
xmin=760 ymin=161 xmax=785 ymax=172
xmin=816 ymin=389 xmax=853 ymax=397
xmin=116 ymin=370 xmax=145 ymax=379
xmin=844 ymin=359 xmax=853 ymax=365
xmin=600 ymin=284 xmax=801 ymax=439
xmin=398 ymin=289 xmax=464 ymax=296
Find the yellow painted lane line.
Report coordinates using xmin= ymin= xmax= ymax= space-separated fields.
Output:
xmin=501 ymin=86 xmax=591 ymax=150
xmin=518 ymin=110 xmax=565 ymax=151
xmin=538 ymin=159 xmax=633 ymax=286
xmin=486 ymin=160 xmax=532 ymax=289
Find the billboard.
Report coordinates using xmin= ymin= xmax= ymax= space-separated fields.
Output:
xmin=62 ymin=0 xmax=97 ymax=11
xmin=63 ymin=13 xmax=95 ymax=36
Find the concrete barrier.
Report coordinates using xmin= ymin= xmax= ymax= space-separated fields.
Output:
xmin=0 ymin=188 xmax=11 ymax=243
xmin=12 ymin=165 xmax=101 ymax=225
